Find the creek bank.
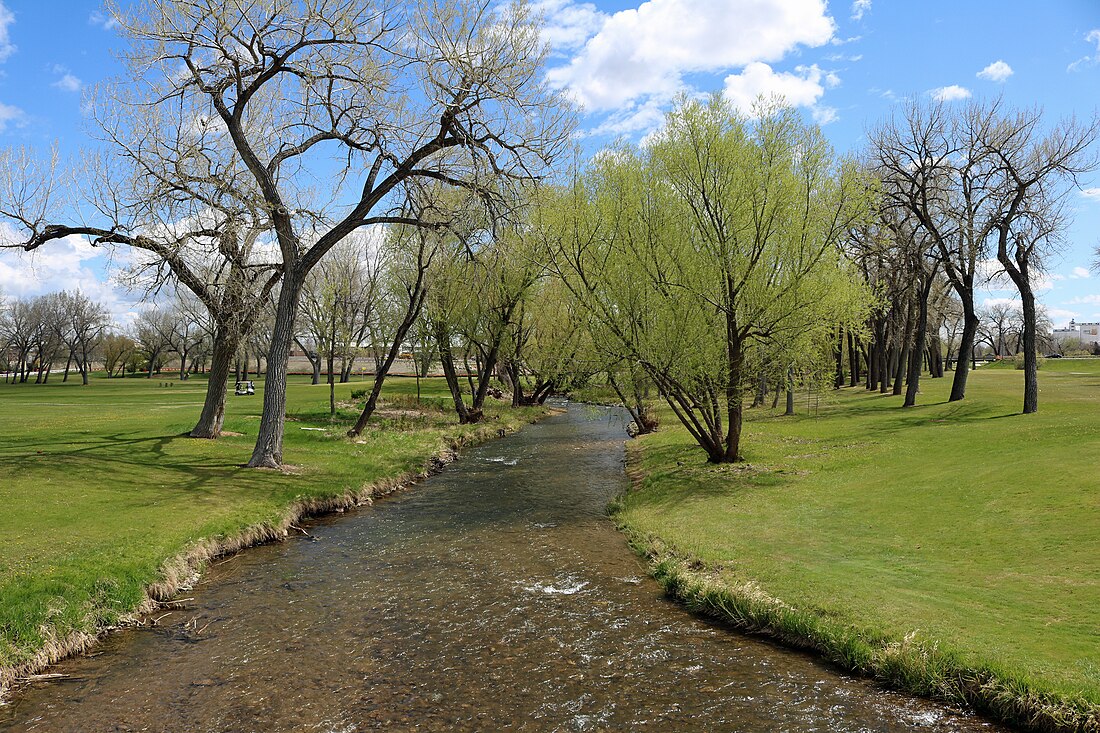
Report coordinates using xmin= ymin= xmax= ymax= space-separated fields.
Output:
xmin=0 ymin=409 xmax=552 ymax=702
xmin=613 ymin=440 xmax=1100 ymax=733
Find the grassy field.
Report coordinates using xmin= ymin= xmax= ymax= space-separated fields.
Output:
xmin=616 ymin=359 xmax=1100 ymax=728
xmin=0 ymin=373 xmax=543 ymax=688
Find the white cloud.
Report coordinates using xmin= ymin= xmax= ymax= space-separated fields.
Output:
xmin=930 ymin=85 xmax=971 ymax=102
xmin=1068 ymin=294 xmax=1100 ymax=305
xmin=1050 ymin=273 xmax=1067 ymax=281
xmin=52 ymin=73 xmax=82 ymax=93
xmin=982 ymin=296 xmax=1020 ymax=309
xmin=531 ymin=0 xmax=606 ymax=54
xmin=0 ymin=229 xmax=138 ymax=325
xmin=1072 ymin=266 xmax=1091 ymax=279
xmin=1082 ymin=187 xmax=1100 ymax=201
xmin=812 ymin=105 xmax=839 ymax=125
xmin=586 ymin=97 xmax=671 ymax=138
xmin=976 ymin=60 xmax=1013 ymax=83
xmin=546 ymin=0 xmax=836 ymax=112
xmin=0 ymin=2 xmax=15 ymax=63
xmin=1068 ymin=29 xmax=1100 ymax=72
xmin=88 ymin=10 xmax=120 ymax=31
xmin=1048 ymin=308 xmax=1079 ymax=324
xmin=0 ymin=100 xmax=23 ymax=132
xmin=723 ymin=62 xmax=833 ymax=115
xmin=850 ymin=0 xmax=870 ymax=21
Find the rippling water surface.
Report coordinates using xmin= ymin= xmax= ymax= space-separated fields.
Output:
xmin=0 ymin=404 xmax=1002 ymax=732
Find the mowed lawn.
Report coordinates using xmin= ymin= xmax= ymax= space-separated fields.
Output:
xmin=618 ymin=359 xmax=1100 ymax=704
xmin=0 ymin=374 xmax=541 ymax=675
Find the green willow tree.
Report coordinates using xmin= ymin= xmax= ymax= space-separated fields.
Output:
xmin=547 ymin=96 xmax=873 ymax=463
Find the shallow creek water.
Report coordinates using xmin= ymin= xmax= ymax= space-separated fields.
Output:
xmin=1 ymin=404 xmax=1003 ymax=732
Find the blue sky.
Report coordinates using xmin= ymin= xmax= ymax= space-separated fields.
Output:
xmin=0 ymin=0 xmax=1098 ymax=326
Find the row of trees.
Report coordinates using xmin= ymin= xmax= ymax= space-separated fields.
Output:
xmin=1 ymin=0 xmax=1094 ymax=468
xmin=0 ymin=291 xmax=111 ymax=384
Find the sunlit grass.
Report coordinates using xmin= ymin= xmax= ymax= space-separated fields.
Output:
xmin=0 ymin=373 xmax=541 ymax=678
xmin=617 ymin=358 xmax=1100 ymax=716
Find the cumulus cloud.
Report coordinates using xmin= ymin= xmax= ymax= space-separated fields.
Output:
xmin=850 ymin=0 xmax=870 ymax=21
xmin=88 ymin=10 xmax=120 ymax=31
xmin=1048 ymin=308 xmax=1078 ymax=325
xmin=976 ymin=60 xmax=1013 ymax=82
xmin=722 ymin=62 xmax=836 ymax=115
xmin=930 ymin=85 xmax=971 ymax=102
xmin=1082 ymin=187 xmax=1100 ymax=201
xmin=546 ymin=0 xmax=836 ymax=112
xmin=1068 ymin=294 xmax=1100 ymax=305
xmin=1072 ymin=266 xmax=1091 ymax=279
xmin=0 ymin=100 xmax=23 ymax=132
xmin=1068 ymin=29 xmax=1100 ymax=72
xmin=51 ymin=70 xmax=82 ymax=93
xmin=0 ymin=228 xmax=138 ymax=324
xmin=530 ymin=0 xmax=606 ymax=54
xmin=0 ymin=1 xmax=15 ymax=63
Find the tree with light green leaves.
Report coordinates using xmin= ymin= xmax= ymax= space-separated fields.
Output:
xmin=546 ymin=96 xmax=874 ymax=463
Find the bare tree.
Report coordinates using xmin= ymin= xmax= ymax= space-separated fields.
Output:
xmin=982 ymin=109 xmax=1098 ymax=413
xmin=977 ymin=301 xmax=1022 ymax=357
xmin=875 ymin=98 xmax=1098 ymax=411
xmin=53 ymin=0 xmax=571 ymax=468
xmin=132 ymin=308 xmax=175 ymax=378
xmin=57 ymin=291 xmax=112 ymax=385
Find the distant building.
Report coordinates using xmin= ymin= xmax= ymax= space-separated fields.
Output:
xmin=1052 ymin=319 xmax=1100 ymax=350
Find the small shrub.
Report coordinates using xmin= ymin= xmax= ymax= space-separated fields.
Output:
xmin=1012 ymin=353 xmax=1044 ymax=370
xmin=350 ymin=388 xmax=368 ymax=399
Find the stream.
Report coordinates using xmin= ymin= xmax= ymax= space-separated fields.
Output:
xmin=0 ymin=404 xmax=1002 ymax=732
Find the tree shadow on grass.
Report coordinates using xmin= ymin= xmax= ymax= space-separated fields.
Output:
xmin=0 ymin=431 xmax=263 ymax=496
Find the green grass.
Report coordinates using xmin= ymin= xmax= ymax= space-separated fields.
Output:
xmin=616 ymin=359 xmax=1100 ymax=729
xmin=0 ymin=373 xmax=542 ymax=683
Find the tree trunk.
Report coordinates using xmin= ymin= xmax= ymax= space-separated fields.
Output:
xmin=346 ymin=295 xmax=426 ymax=437
xmin=1014 ymin=282 xmax=1039 ymax=413
xmin=892 ymin=347 xmax=906 ymax=396
xmin=63 ymin=351 xmax=73 ymax=382
xmin=719 ymin=317 xmax=744 ymax=463
xmin=435 ymin=322 xmax=475 ymax=424
xmin=833 ymin=327 xmax=844 ymax=388
xmin=751 ymin=371 xmax=765 ymax=407
xmin=949 ymin=296 xmax=978 ymax=402
xmin=190 ymin=326 xmax=239 ymax=438
xmin=248 ymin=274 xmax=303 ymax=468
xmin=904 ymin=267 xmax=936 ymax=407
xmin=848 ymin=332 xmax=859 ymax=387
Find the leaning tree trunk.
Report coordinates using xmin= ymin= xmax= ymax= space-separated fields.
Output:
xmin=80 ymin=348 xmax=91 ymax=385
xmin=1009 ymin=277 xmax=1039 ymax=414
xmin=904 ymin=267 xmax=937 ymax=407
xmin=190 ymin=326 xmax=240 ymax=439
xmin=346 ymin=294 xmax=425 ymax=437
xmin=904 ymin=294 xmax=931 ymax=408
xmin=435 ymin=322 xmax=475 ymax=424
xmin=248 ymin=274 xmax=303 ymax=468
xmin=892 ymin=305 xmax=912 ymax=397
xmin=949 ymin=295 xmax=979 ymax=402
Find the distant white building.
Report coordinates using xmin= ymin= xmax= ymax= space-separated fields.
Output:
xmin=1052 ymin=319 xmax=1100 ymax=350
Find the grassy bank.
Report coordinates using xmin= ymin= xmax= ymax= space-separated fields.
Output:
xmin=615 ymin=360 xmax=1100 ymax=732
xmin=0 ymin=374 xmax=545 ymax=694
